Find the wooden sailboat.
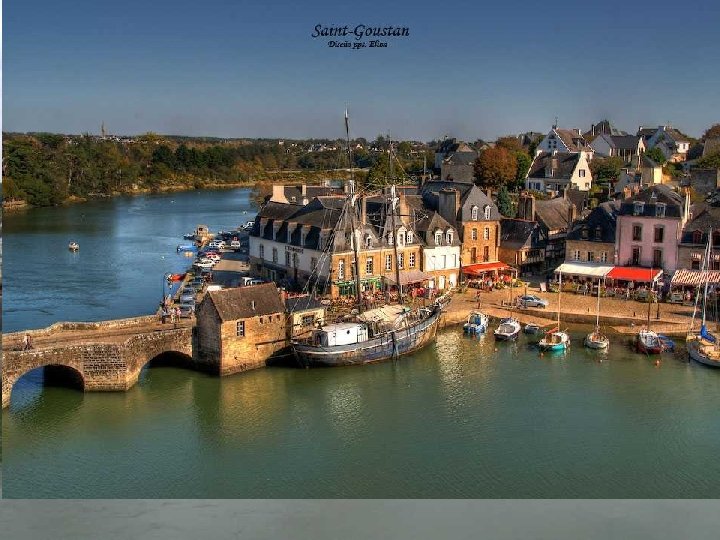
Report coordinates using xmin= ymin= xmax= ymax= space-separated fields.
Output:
xmin=635 ymin=267 xmax=662 ymax=354
xmin=584 ymin=279 xmax=609 ymax=349
xmin=494 ymin=271 xmax=520 ymax=340
xmin=686 ymin=229 xmax=720 ymax=367
xmin=538 ymin=270 xmax=570 ymax=351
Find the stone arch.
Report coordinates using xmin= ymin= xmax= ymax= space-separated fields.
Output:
xmin=4 ymin=354 xmax=86 ymax=409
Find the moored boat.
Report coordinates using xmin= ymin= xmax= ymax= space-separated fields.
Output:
xmin=68 ymin=241 xmax=79 ymax=251
xmin=463 ymin=311 xmax=489 ymax=335
xmin=524 ymin=323 xmax=541 ymax=334
xmin=686 ymin=229 xmax=720 ymax=367
xmin=636 ymin=329 xmax=662 ymax=354
xmin=539 ymin=328 xmax=571 ymax=351
xmin=494 ymin=317 xmax=521 ymax=341
xmin=584 ymin=279 xmax=609 ymax=350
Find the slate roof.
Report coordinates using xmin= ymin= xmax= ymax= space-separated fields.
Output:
xmin=606 ymin=134 xmax=641 ymax=150
xmin=664 ymin=128 xmax=690 ymax=144
xmin=282 ymin=185 xmax=343 ymax=203
xmin=566 ymin=200 xmax=621 ymax=243
xmin=443 ymin=151 xmax=477 ymax=166
xmin=618 ymin=185 xmax=684 ymax=217
xmin=554 ymin=129 xmax=590 ymax=152
xmin=204 ymin=283 xmax=285 ymax=321
xmin=420 ymin=180 xmax=501 ymax=221
xmin=641 ymin=154 xmax=660 ymax=168
xmin=286 ymin=295 xmax=325 ymax=313
xmin=680 ymin=204 xmax=720 ymax=244
xmin=527 ymin=152 xmax=581 ymax=180
xmin=500 ymin=219 xmax=543 ymax=250
xmin=637 ymin=127 xmax=658 ymax=141
xmin=535 ymin=196 xmax=575 ymax=231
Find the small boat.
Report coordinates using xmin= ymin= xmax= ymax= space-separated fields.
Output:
xmin=168 ymin=273 xmax=186 ymax=282
xmin=686 ymin=230 xmax=720 ymax=367
xmin=68 ymin=242 xmax=79 ymax=251
xmin=585 ymin=279 xmax=609 ymax=350
xmin=463 ymin=311 xmax=489 ymax=335
xmin=176 ymin=244 xmax=195 ymax=252
xmin=539 ymin=270 xmax=570 ymax=351
xmin=524 ymin=323 xmax=541 ymax=334
xmin=183 ymin=233 xmax=195 ymax=240
xmin=636 ymin=329 xmax=662 ymax=354
xmin=494 ymin=317 xmax=521 ymax=341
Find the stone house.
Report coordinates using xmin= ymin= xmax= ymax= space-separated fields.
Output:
xmin=686 ymin=169 xmax=720 ymax=196
xmin=409 ymin=201 xmax=461 ymax=290
xmin=195 ymin=283 xmax=287 ymax=375
xmin=565 ymin=200 xmax=621 ymax=265
xmin=615 ymin=185 xmax=688 ymax=273
xmin=498 ymin=219 xmax=547 ymax=274
xmin=434 ymin=139 xmax=478 ymax=181
xmin=677 ymin=203 xmax=720 ymax=271
xmin=590 ymin=134 xmax=645 ymax=162
xmin=285 ymin=295 xmax=326 ymax=340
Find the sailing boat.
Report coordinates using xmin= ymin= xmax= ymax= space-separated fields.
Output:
xmin=538 ymin=270 xmax=570 ymax=351
xmin=494 ymin=272 xmax=521 ymax=340
xmin=635 ymin=267 xmax=662 ymax=354
xmin=686 ymin=229 xmax=720 ymax=367
xmin=290 ymin=112 xmax=443 ymax=367
xmin=584 ymin=279 xmax=609 ymax=349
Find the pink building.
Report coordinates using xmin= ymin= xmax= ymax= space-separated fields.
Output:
xmin=615 ymin=185 xmax=689 ymax=274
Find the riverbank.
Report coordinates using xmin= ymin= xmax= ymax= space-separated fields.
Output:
xmin=442 ymin=286 xmax=696 ymax=337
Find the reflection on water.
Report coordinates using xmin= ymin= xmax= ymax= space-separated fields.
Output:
xmin=4 ymin=328 xmax=720 ymax=498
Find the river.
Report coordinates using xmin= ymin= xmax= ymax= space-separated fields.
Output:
xmin=3 ymin=189 xmax=720 ymax=498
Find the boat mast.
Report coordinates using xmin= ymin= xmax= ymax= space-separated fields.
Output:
xmin=702 ymin=228 xmax=712 ymax=328
xmin=647 ymin=266 xmax=653 ymax=330
xmin=344 ymin=108 xmax=363 ymax=313
xmin=389 ymin=142 xmax=403 ymax=302
xmin=558 ymin=271 xmax=562 ymax=329
xmin=595 ymin=278 xmax=601 ymax=333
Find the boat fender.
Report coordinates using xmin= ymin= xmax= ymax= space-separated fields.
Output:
xmin=654 ymin=360 xmax=661 ymax=367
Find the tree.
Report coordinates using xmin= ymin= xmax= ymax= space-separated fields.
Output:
xmin=473 ymin=146 xmax=517 ymax=190
xmin=697 ymin=152 xmax=720 ymax=169
xmin=496 ymin=185 xmax=515 ymax=217
xmin=590 ymin=156 xmax=624 ymax=181
xmin=495 ymin=136 xmax=522 ymax=152
xmin=645 ymin=147 xmax=667 ymax=165
xmin=701 ymin=123 xmax=720 ymax=142
xmin=514 ymin=152 xmax=532 ymax=187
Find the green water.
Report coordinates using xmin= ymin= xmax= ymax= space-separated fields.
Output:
xmin=3 ymin=328 xmax=719 ymax=498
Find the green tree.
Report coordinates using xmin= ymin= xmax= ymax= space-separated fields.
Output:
xmin=514 ymin=152 xmax=532 ymax=186
xmin=590 ymin=156 xmax=624 ymax=181
xmin=473 ymin=146 xmax=517 ymax=191
xmin=495 ymin=136 xmax=522 ymax=152
xmin=701 ymin=124 xmax=720 ymax=142
xmin=697 ymin=152 xmax=720 ymax=169
xmin=645 ymin=147 xmax=667 ymax=165
xmin=496 ymin=185 xmax=515 ymax=217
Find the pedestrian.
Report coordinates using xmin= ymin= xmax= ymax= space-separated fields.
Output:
xmin=22 ymin=333 xmax=32 ymax=351
xmin=176 ymin=306 xmax=182 ymax=320
xmin=170 ymin=308 xmax=176 ymax=324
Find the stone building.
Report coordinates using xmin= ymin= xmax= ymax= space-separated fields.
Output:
xmin=677 ymin=203 xmax=720 ymax=271
xmin=498 ymin=219 xmax=547 ymax=274
xmin=195 ymin=283 xmax=287 ymax=375
xmin=517 ymin=192 xmax=579 ymax=269
xmin=565 ymin=200 xmax=621 ymax=265
xmin=285 ymin=295 xmax=326 ymax=340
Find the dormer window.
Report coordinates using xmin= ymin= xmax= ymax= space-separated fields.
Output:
xmin=446 ymin=230 xmax=454 ymax=244
xmin=406 ymin=231 xmax=413 ymax=244
xmin=365 ymin=235 xmax=372 ymax=249
xmin=581 ymin=228 xmax=589 ymax=239
xmin=655 ymin=203 xmax=666 ymax=218
xmin=471 ymin=205 xmax=479 ymax=221
xmin=633 ymin=202 xmax=645 ymax=216
xmin=595 ymin=226 xmax=602 ymax=241
xmin=397 ymin=229 xmax=405 ymax=247
xmin=693 ymin=230 xmax=703 ymax=244
xmin=434 ymin=230 xmax=443 ymax=245
xmin=387 ymin=232 xmax=393 ymax=245
xmin=483 ymin=205 xmax=491 ymax=220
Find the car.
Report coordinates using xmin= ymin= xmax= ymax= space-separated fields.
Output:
xmin=229 ymin=240 xmax=241 ymax=250
xmin=517 ymin=295 xmax=549 ymax=308
xmin=179 ymin=292 xmax=196 ymax=303
xmin=243 ymin=221 xmax=254 ymax=230
xmin=178 ymin=303 xmax=196 ymax=318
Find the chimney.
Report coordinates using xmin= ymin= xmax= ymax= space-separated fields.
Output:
xmin=518 ymin=193 xmax=536 ymax=221
xmin=568 ymin=203 xmax=577 ymax=225
xmin=563 ymin=186 xmax=569 ymax=200
xmin=438 ymin=188 xmax=459 ymax=226
xmin=251 ymin=300 xmax=256 ymax=310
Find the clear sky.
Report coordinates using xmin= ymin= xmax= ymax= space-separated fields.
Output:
xmin=3 ymin=0 xmax=719 ymax=141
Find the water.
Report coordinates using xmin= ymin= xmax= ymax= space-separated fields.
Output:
xmin=3 ymin=189 xmax=720 ymax=498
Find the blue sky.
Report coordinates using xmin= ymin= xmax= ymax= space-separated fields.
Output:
xmin=3 ymin=0 xmax=719 ymax=140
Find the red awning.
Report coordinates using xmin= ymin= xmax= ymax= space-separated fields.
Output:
xmin=463 ymin=262 xmax=511 ymax=276
xmin=606 ymin=266 xmax=662 ymax=282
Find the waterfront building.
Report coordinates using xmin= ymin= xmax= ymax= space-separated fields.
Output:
xmin=195 ymin=283 xmax=287 ymax=375
xmin=677 ymin=202 xmax=720 ymax=271
xmin=498 ymin=218 xmax=547 ymax=275
xmin=285 ymin=295 xmax=326 ymax=340
xmin=420 ymin=180 xmax=502 ymax=280
xmin=565 ymin=200 xmax=621 ymax=265
xmin=614 ymin=185 xmax=688 ymax=273
xmin=517 ymin=192 xmax=579 ymax=269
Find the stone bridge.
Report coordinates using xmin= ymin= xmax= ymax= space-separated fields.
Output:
xmin=2 ymin=316 xmax=193 ymax=408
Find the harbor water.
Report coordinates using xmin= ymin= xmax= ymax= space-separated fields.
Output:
xmin=3 ymin=188 xmax=720 ymax=498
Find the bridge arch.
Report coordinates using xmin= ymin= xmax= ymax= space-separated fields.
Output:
xmin=3 ymin=353 xmax=87 ymax=409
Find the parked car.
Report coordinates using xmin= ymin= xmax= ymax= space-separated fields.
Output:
xmin=178 ymin=302 xmax=196 ymax=318
xmin=243 ymin=221 xmax=254 ymax=230
xmin=517 ymin=295 xmax=549 ymax=308
xmin=230 ymin=240 xmax=241 ymax=250
xmin=241 ymin=277 xmax=265 ymax=287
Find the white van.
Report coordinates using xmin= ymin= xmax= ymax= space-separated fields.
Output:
xmin=206 ymin=285 xmax=224 ymax=292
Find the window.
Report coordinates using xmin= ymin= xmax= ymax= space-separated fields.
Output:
xmin=310 ymin=257 xmax=318 ymax=271
xmin=259 ymin=317 xmax=264 ymax=324
xmin=385 ymin=254 xmax=392 ymax=271
xmin=692 ymin=260 xmax=700 ymax=270
xmin=483 ymin=246 xmax=489 ymax=262
xmin=595 ymin=227 xmax=602 ymax=241
xmin=272 ymin=247 xmax=278 ymax=263
xmin=579 ymin=169 xmax=586 ymax=177
xmin=338 ymin=260 xmax=345 ymax=280
xmin=259 ymin=244 xmax=265 ymax=259
xmin=600 ymin=251 xmax=608 ymax=263
xmin=446 ymin=230 xmax=453 ymax=244
xmin=693 ymin=230 xmax=703 ymax=244
xmin=365 ymin=257 xmax=374 ymax=275
xmin=654 ymin=226 xmax=664 ymax=243
xmin=435 ymin=231 xmax=443 ymax=245
xmin=398 ymin=253 xmax=405 ymax=269
xmin=441 ymin=255 xmax=447 ymax=269
xmin=409 ymin=252 xmax=416 ymax=268
xmin=581 ymin=228 xmax=589 ymax=240
xmin=484 ymin=205 xmax=491 ymax=220
xmin=471 ymin=228 xmax=478 ymax=241
xmin=632 ymin=247 xmax=641 ymax=265
xmin=633 ymin=202 xmax=645 ymax=216
xmin=397 ymin=231 xmax=405 ymax=247
xmin=406 ymin=231 xmax=413 ymax=244
xmin=483 ymin=227 xmax=490 ymax=240
xmin=574 ymin=250 xmax=580 ymax=261
xmin=430 ymin=255 xmax=437 ymax=270
xmin=236 ymin=321 xmax=245 ymax=337
xmin=587 ymin=251 xmax=595 ymax=262
xmin=285 ymin=252 xmax=291 ymax=267
xmin=365 ymin=235 xmax=372 ymax=248
xmin=471 ymin=247 xmax=477 ymax=263
xmin=387 ymin=232 xmax=393 ymax=245
xmin=301 ymin=314 xmax=314 ymax=326
xmin=471 ymin=206 xmax=479 ymax=221
xmin=293 ymin=253 xmax=299 ymax=268
xmin=653 ymin=249 xmax=662 ymax=268
xmin=655 ymin=203 xmax=666 ymax=217
xmin=632 ymin=224 xmax=642 ymax=241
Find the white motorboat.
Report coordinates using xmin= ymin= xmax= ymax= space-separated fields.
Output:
xmin=494 ymin=318 xmax=521 ymax=341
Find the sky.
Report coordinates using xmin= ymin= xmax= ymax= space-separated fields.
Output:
xmin=3 ymin=0 xmax=720 ymax=141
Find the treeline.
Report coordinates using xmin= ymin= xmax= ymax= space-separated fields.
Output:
xmin=1 ymin=133 xmax=375 ymax=206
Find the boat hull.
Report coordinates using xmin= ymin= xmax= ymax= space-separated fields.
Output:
xmin=292 ymin=308 xmax=442 ymax=367
xmin=494 ymin=320 xmax=521 ymax=341
xmin=584 ymin=336 xmax=609 ymax=350
xmin=687 ymin=339 xmax=720 ymax=368
xmin=636 ymin=331 xmax=662 ymax=354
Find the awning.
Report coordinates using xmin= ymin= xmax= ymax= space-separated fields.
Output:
xmin=606 ymin=266 xmax=662 ymax=282
xmin=462 ymin=262 xmax=511 ymax=276
xmin=554 ymin=262 xmax=613 ymax=278
xmin=384 ymin=270 xmax=433 ymax=285
xmin=671 ymin=269 xmax=720 ymax=286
